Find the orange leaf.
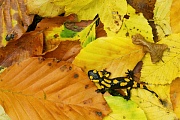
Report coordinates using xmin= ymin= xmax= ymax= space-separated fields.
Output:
xmin=43 ymin=41 xmax=82 ymax=63
xmin=132 ymin=34 xmax=168 ymax=63
xmin=0 ymin=31 xmax=43 ymax=67
xmin=170 ymin=77 xmax=180 ymax=118
xmin=170 ymin=0 xmax=180 ymax=33
xmin=0 ymin=57 xmax=110 ymax=120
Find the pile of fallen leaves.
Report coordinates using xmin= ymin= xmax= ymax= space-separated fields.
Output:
xmin=0 ymin=0 xmax=180 ymax=119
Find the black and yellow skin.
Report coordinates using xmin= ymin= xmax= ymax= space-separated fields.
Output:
xmin=88 ymin=69 xmax=162 ymax=102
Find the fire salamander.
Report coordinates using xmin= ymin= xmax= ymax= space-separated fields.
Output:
xmin=88 ymin=69 xmax=163 ymax=103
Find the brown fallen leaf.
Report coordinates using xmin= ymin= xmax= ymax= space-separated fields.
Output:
xmin=0 ymin=57 xmax=111 ymax=120
xmin=0 ymin=0 xmax=34 ymax=47
xmin=0 ymin=31 xmax=43 ymax=67
xmin=35 ymin=14 xmax=78 ymax=52
xmin=43 ymin=41 xmax=82 ymax=63
xmin=170 ymin=77 xmax=180 ymax=118
xmin=96 ymin=22 xmax=107 ymax=38
xmin=35 ymin=14 xmax=78 ymax=31
xmin=132 ymin=34 xmax=168 ymax=63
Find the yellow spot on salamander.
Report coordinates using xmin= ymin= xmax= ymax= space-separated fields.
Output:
xmin=95 ymin=83 xmax=103 ymax=89
xmin=120 ymin=82 xmax=128 ymax=86
xmin=93 ymin=70 xmax=97 ymax=73
xmin=133 ymin=81 xmax=137 ymax=87
xmin=101 ymin=81 xmax=111 ymax=88
xmin=105 ymin=73 xmax=110 ymax=78
xmin=125 ymin=78 xmax=130 ymax=82
xmin=98 ymin=71 xmax=103 ymax=78
xmin=113 ymin=79 xmax=119 ymax=84
xmin=89 ymin=76 xmax=93 ymax=80
xmin=92 ymin=79 xmax=100 ymax=83
xmin=104 ymin=79 xmax=112 ymax=83
xmin=140 ymin=84 xmax=144 ymax=89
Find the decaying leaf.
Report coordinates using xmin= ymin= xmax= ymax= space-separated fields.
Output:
xmin=0 ymin=57 xmax=111 ymax=120
xmin=170 ymin=0 xmax=180 ymax=33
xmin=140 ymin=33 xmax=180 ymax=84
xmin=76 ymin=20 xmax=96 ymax=47
xmin=96 ymin=22 xmax=107 ymax=38
xmin=35 ymin=14 xmax=78 ymax=52
xmin=127 ymin=0 xmax=158 ymax=42
xmin=170 ymin=77 xmax=180 ymax=118
xmin=0 ymin=0 xmax=34 ymax=47
xmin=132 ymin=34 xmax=168 ymax=63
xmin=104 ymin=96 xmax=147 ymax=120
xmin=65 ymin=0 xmax=127 ymax=35
xmin=118 ymin=5 xmax=153 ymax=42
xmin=131 ymin=89 xmax=177 ymax=120
xmin=43 ymin=41 xmax=82 ymax=62
xmin=0 ymin=31 xmax=43 ymax=67
xmin=73 ymin=36 xmax=144 ymax=78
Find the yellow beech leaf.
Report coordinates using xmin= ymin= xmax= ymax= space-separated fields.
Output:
xmin=141 ymin=33 xmax=180 ymax=84
xmin=118 ymin=5 xmax=153 ymax=42
xmin=0 ymin=57 xmax=111 ymax=120
xmin=104 ymin=96 xmax=147 ymax=120
xmin=76 ymin=21 xmax=96 ymax=48
xmin=170 ymin=0 xmax=180 ymax=33
xmin=27 ymin=0 xmax=68 ymax=17
xmin=131 ymin=89 xmax=177 ymax=120
xmin=153 ymin=0 xmax=172 ymax=40
xmin=170 ymin=77 xmax=180 ymax=118
xmin=0 ymin=106 xmax=10 ymax=120
xmin=65 ymin=0 xmax=127 ymax=35
xmin=0 ymin=0 xmax=33 ymax=47
xmin=73 ymin=37 xmax=144 ymax=78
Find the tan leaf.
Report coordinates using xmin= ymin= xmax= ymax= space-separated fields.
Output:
xmin=43 ymin=41 xmax=82 ymax=63
xmin=0 ymin=0 xmax=34 ymax=47
xmin=0 ymin=31 xmax=43 ymax=67
xmin=0 ymin=57 xmax=111 ymax=120
xmin=132 ymin=34 xmax=168 ymax=63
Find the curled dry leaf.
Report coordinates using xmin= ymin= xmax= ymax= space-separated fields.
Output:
xmin=170 ymin=77 xmax=180 ymax=118
xmin=0 ymin=0 xmax=34 ymax=47
xmin=132 ymin=34 xmax=168 ymax=63
xmin=0 ymin=57 xmax=111 ymax=120
xmin=43 ymin=41 xmax=82 ymax=63
xmin=0 ymin=31 xmax=43 ymax=67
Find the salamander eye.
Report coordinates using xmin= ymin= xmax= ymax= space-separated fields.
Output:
xmin=88 ymin=70 xmax=100 ymax=80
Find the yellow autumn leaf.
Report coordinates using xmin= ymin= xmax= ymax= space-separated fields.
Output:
xmin=131 ymin=88 xmax=177 ymax=120
xmin=118 ymin=5 xmax=153 ymax=42
xmin=170 ymin=0 xmax=180 ymax=33
xmin=0 ymin=106 xmax=10 ymax=120
xmin=104 ymin=96 xmax=147 ymax=120
xmin=76 ymin=21 xmax=96 ymax=47
xmin=141 ymin=33 xmax=180 ymax=84
xmin=27 ymin=0 xmax=68 ymax=17
xmin=0 ymin=58 xmax=110 ymax=119
xmin=65 ymin=0 xmax=127 ymax=35
xmin=73 ymin=36 xmax=144 ymax=78
xmin=153 ymin=0 xmax=172 ymax=40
